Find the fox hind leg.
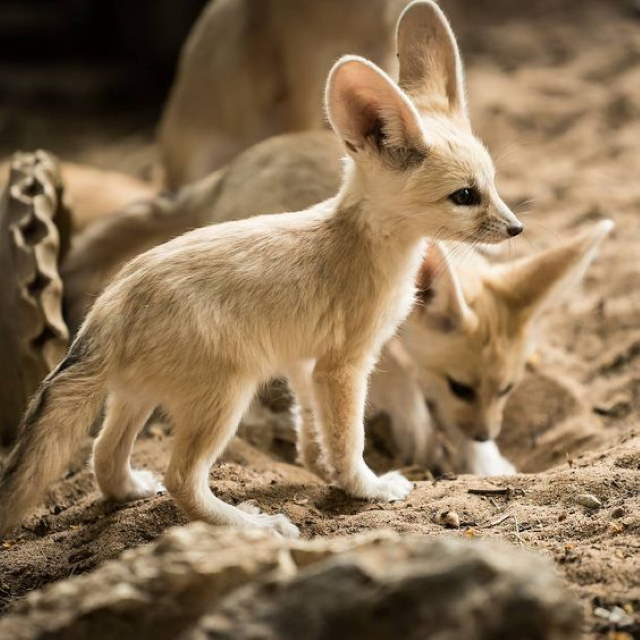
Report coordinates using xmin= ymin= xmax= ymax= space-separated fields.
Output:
xmin=93 ymin=392 xmax=162 ymax=502
xmin=164 ymin=379 xmax=299 ymax=538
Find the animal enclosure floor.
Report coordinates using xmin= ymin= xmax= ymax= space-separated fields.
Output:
xmin=1 ymin=1 xmax=640 ymax=637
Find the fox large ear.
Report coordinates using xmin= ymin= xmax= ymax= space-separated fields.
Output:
xmin=490 ymin=219 xmax=614 ymax=326
xmin=396 ymin=0 xmax=467 ymax=123
xmin=325 ymin=55 xmax=426 ymax=169
xmin=416 ymin=243 xmax=477 ymax=332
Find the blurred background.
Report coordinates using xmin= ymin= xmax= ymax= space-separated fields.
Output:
xmin=0 ymin=0 xmax=207 ymax=165
xmin=1 ymin=0 xmax=638 ymax=169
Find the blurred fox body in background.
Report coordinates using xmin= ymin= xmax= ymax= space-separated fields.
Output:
xmin=0 ymin=1 xmax=524 ymax=536
xmin=159 ymin=0 xmax=410 ymax=187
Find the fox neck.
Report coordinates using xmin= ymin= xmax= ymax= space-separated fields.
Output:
xmin=330 ymin=161 xmax=428 ymax=289
xmin=335 ymin=158 xmax=424 ymax=248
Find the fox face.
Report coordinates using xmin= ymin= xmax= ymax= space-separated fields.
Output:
xmin=400 ymin=221 xmax=613 ymax=443
xmin=404 ymin=282 xmax=530 ymax=442
xmin=401 ymin=117 xmax=522 ymax=245
xmin=326 ymin=1 xmax=522 ymax=246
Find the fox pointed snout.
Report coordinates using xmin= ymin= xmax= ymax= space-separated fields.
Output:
xmin=491 ymin=195 xmax=524 ymax=240
xmin=495 ymin=213 xmax=524 ymax=241
xmin=507 ymin=223 xmax=524 ymax=237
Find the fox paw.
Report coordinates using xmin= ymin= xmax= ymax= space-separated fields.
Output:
xmin=300 ymin=453 xmax=334 ymax=483
xmin=349 ymin=470 xmax=414 ymax=502
xmin=103 ymin=470 xmax=165 ymax=503
xmin=470 ymin=442 xmax=517 ymax=477
xmin=238 ymin=501 xmax=300 ymax=539
xmin=483 ymin=457 xmax=516 ymax=476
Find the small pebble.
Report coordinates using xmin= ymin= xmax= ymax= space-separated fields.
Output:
xmin=435 ymin=510 xmax=460 ymax=529
xmin=593 ymin=607 xmax=610 ymax=620
xmin=594 ymin=605 xmax=635 ymax=628
xmin=574 ymin=493 xmax=602 ymax=510
xmin=611 ymin=506 xmax=626 ymax=519
xmin=608 ymin=522 xmax=625 ymax=534
xmin=610 ymin=606 xmax=634 ymax=627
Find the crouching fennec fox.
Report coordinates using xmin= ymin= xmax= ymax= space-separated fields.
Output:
xmin=369 ymin=220 xmax=613 ymax=476
xmin=0 ymin=1 xmax=522 ymax=536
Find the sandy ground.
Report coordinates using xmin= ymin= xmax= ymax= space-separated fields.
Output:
xmin=1 ymin=1 xmax=640 ymax=638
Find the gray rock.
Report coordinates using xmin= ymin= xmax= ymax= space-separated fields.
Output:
xmin=0 ymin=524 xmax=581 ymax=640
xmin=195 ymin=536 xmax=581 ymax=640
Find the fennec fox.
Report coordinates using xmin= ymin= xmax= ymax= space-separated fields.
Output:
xmin=0 ymin=1 xmax=522 ymax=536
xmin=370 ymin=220 xmax=613 ymax=475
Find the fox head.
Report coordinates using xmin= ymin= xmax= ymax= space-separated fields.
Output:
xmin=324 ymin=0 xmax=522 ymax=244
xmin=400 ymin=220 xmax=613 ymax=442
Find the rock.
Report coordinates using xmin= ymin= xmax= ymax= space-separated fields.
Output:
xmin=435 ymin=509 xmax=461 ymax=529
xmin=574 ymin=493 xmax=602 ymax=509
xmin=593 ymin=605 xmax=635 ymax=629
xmin=0 ymin=523 xmax=582 ymax=640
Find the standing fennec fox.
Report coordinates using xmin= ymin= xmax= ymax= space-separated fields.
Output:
xmin=0 ymin=1 xmax=522 ymax=537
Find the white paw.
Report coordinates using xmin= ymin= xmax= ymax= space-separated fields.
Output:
xmin=470 ymin=442 xmax=516 ymax=476
xmin=237 ymin=501 xmax=300 ymax=539
xmin=117 ymin=470 xmax=165 ymax=502
xmin=492 ymin=458 xmax=517 ymax=476
xmin=237 ymin=500 xmax=261 ymax=515
xmin=352 ymin=470 xmax=414 ymax=502
xmin=249 ymin=512 xmax=300 ymax=539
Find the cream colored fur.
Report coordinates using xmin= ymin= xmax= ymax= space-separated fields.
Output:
xmin=370 ymin=220 xmax=614 ymax=475
xmin=62 ymin=131 xmax=343 ymax=332
xmin=0 ymin=1 xmax=522 ymax=536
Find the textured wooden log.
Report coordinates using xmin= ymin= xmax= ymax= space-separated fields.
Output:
xmin=0 ymin=151 xmax=71 ymax=445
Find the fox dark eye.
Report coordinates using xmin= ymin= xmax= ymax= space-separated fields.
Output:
xmin=446 ymin=376 xmax=476 ymax=403
xmin=449 ymin=187 xmax=481 ymax=206
xmin=498 ymin=383 xmax=514 ymax=397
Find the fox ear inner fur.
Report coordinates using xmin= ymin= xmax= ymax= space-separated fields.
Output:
xmin=325 ymin=55 xmax=426 ymax=169
xmin=396 ymin=0 xmax=468 ymax=122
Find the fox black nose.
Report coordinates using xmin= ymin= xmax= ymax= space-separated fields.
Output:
xmin=473 ymin=434 xmax=490 ymax=442
xmin=507 ymin=223 xmax=524 ymax=237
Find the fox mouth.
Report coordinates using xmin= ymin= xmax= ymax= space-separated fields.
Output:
xmin=474 ymin=219 xmax=524 ymax=244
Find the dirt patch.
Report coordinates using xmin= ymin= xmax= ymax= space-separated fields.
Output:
xmin=0 ymin=433 xmax=639 ymax=637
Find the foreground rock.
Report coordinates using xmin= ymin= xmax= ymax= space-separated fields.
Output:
xmin=0 ymin=523 xmax=581 ymax=640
